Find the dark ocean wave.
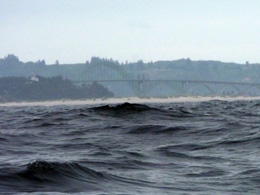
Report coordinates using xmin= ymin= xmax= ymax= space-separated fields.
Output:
xmin=1 ymin=101 xmax=260 ymax=193
xmin=90 ymin=102 xmax=206 ymax=120
xmin=0 ymin=160 xmax=174 ymax=193
xmin=0 ymin=137 xmax=8 ymax=141
xmin=127 ymin=125 xmax=188 ymax=134
xmin=156 ymin=150 xmax=228 ymax=165
xmin=0 ymin=161 xmax=108 ymax=192
xmin=216 ymin=136 xmax=260 ymax=146
xmin=90 ymin=103 xmax=163 ymax=118
xmin=91 ymin=102 xmax=157 ymax=112
xmin=157 ymin=143 xmax=210 ymax=151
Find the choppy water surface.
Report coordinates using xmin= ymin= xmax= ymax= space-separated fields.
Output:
xmin=0 ymin=100 xmax=260 ymax=194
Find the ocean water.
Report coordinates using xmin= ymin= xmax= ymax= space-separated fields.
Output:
xmin=0 ymin=100 xmax=260 ymax=194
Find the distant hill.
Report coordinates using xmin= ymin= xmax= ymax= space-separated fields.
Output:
xmin=1 ymin=54 xmax=260 ymax=83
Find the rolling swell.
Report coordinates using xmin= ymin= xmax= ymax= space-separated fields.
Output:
xmin=1 ymin=101 xmax=260 ymax=193
xmin=90 ymin=102 xmax=162 ymax=117
xmin=0 ymin=160 xmax=169 ymax=193
xmin=0 ymin=161 xmax=106 ymax=192
xmin=91 ymin=102 xmax=156 ymax=112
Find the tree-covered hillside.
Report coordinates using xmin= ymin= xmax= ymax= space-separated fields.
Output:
xmin=0 ymin=76 xmax=114 ymax=102
xmin=1 ymin=54 xmax=260 ymax=83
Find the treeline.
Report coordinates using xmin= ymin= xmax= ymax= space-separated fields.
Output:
xmin=1 ymin=54 xmax=260 ymax=83
xmin=0 ymin=76 xmax=114 ymax=102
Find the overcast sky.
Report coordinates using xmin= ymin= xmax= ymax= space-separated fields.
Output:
xmin=1 ymin=0 xmax=260 ymax=64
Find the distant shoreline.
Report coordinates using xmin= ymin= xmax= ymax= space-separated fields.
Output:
xmin=0 ymin=96 xmax=260 ymax=107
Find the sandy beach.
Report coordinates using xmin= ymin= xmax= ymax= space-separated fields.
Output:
xmin=0 ymin=96 xmax=260 ymax=107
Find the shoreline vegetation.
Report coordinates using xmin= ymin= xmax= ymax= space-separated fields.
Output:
xmin=0 ymin=76 xmax=114 ymax=103
xmin=0 ymin=96 xmax=260 ymax=107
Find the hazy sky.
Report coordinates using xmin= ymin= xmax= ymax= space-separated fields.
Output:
xmin=1 ymin=0 xmax=260 ymax=64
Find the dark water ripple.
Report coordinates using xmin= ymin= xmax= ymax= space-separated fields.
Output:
xmin=0 ymin=100 xmax=260 ymax=194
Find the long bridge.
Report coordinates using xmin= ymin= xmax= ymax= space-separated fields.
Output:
xmin=73 ymin=79 xmax=260 ymax=97
xmin=73 ymin=62 xmax=260 ymax=97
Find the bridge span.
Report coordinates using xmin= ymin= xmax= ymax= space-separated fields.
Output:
xmin=73 ymin=79 xmax=260 ymax=97
xmin=75 ymin=62 xmax=260 ymax=97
